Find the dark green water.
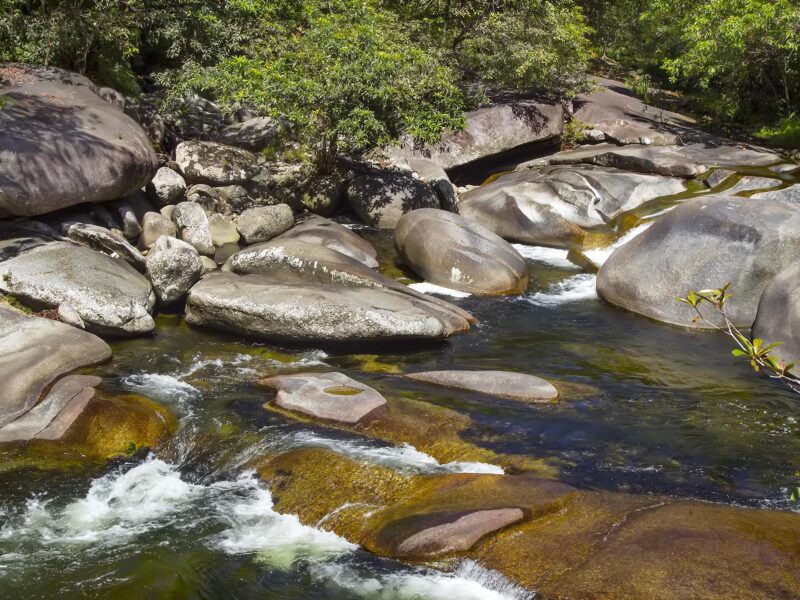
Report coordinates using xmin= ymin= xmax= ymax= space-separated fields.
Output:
xmin=1 ymin=166 xmax=799 ymax=599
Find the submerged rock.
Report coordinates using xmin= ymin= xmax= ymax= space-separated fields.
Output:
xmin=0 ymin=64 xmax=157 ymax=217
xmin=347 ymin=170 xmax=440 ymax=229
xmin=597 ymin=195 xmax=800 ymax=328
xmin=185 ymin=272 xmax=471 ymax=343
xmin=460 ymin=166 xmax=684 ymax=247
xmin=0 ymin=242 xmax=155 ymax=335
xmin=259 ymin=372 xmax=387 ymax=424
xmin=395 ymin=209 xmax=529 ymax=296
xmin=275 ymin=215 xmax=379 ymax=268
xmin=0 ymin=307 xmax=111 ymax=428
xmin=406 ymin=370 xmax=558 ymax=403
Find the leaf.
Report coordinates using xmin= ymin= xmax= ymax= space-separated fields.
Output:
xmin=731 ymin=349 xmax=747 ymax=357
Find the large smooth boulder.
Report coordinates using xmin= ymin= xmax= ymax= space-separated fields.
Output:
xmin=347 ymin=170 xmax=440 ymax=229
xmin=236 ymin=204 xmax=294 ymax=244
xmin=0 ymin=307 xmax=111 ymax=428
xmin=175 ymin=140 xmax=259 ymax=185
xmin=275 ymin=215 xmax=378 ymax=268
xmin=406 ymin=370 xmax=559 ymax=403
xmin=185 ymin=272 xmax=471 ymax=342
xmin=0 ymin=242 xmax=155 ymax=335
xmin=460 ymin=166 xmax=684 ymax=247
xmin=395 ymin=209 xmax=529 ymax=295
xmin=389 ymin=100 xmax=563 ymax=169
xmin=145 ymin=236 xmax=203 ymax=304
xmin=597 ymin=195 xmax=800 ymax=328
xmin=259 ymin=372 xmax=387 ymax=424
xmin=752 ymin=263 xmax=800 ymax=373
xmin=224 ymin=238 xmax=475 ymax=323
xmin=0 ymin=64 xmax=158 ymax=217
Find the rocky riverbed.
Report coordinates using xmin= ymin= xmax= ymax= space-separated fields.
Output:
xmin=2 ymin=62 xmax=800 ymax=599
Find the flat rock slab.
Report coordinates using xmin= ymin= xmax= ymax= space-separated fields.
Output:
xmin=394 ymin=508 xmax=525 ymax=558
xmin=753 ymin=184 xmax=800 ymax=204
xmin=0 ymin=375 xmax=101 ymax=442
xmin=259 ymin=372 xmax=387 ymax=424
xmin=0 ymin=308 xmax=110 ymax=428
xmin=725 ymin=176 xmax=782 ymax=196
xmin=185 ymin=272 xmax=471 ymax=343
xmin=407 ymin=370 xmax=559 ymax=402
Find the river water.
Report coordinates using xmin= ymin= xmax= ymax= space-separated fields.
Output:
xmin=1 ymin=169 xmax=799 ymax=598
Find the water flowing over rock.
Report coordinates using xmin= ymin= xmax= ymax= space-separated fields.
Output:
xmin=406 ymin=370 xmax=558 ymax=402
xmin=460 ymin=166 xmax=684 ymax=247
xmin=175 ymin=140 xmax=259 ymax=185
xmin=597 ymin=195 xmax=800 ymax=328
xmin=347 ymin=169 xmax=441 ymax=229
xmin=0 ymin=241 xmax=155 ymax=335
xmin=275 ymin=215 xmax=379 ymax=268
xmin=259 ymin=372 xmax=388 ymax=424
xmin=0 ymin=64 xmax=158 ymax=217
xmin=0 ymin=307 xmax=110 ymax=428
xmin=752 ymin=262 xmax=800 ymax=374
xmin=395 ymin=209 xmax=529 ymax=296
xmin=185 ymin=272 xmax=471 ymax=343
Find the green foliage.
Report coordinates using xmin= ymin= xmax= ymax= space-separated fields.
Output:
xmin=624 ymin=71 xmax=654 ymax=104
xmin=164 ymin=0 xmax=465 ymax=170
xmin=756 ymin=113 xmax=800 ymax=150
xmin=561 ymin=118 xmax=592 ymax=149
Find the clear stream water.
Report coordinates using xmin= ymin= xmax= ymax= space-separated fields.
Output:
xmin=1 ymin=167 xmax=799 ymax=598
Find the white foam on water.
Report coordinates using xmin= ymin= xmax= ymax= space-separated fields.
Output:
xmin=526 ymin=273 xmax=598 ymax=307
xmin=120 ymin=373 xmax=201 ymax=411
xmin=0 ymin=458 xmax=354 ymax=569
xmin=408 ymin=282 xmax=472 ymax=298
xmin=311 ymin=560 xmax=533 ymax=600
xmin=512 ymin=244 xmax=576 ymax=269
xmin=584 ymin=221 xmax=653 ymax=267
xmin=288 ymin=431 xmax=504 ymax=475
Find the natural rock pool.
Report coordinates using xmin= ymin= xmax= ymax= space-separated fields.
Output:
xmin=2 ymin=170 xmax=800 ymax=599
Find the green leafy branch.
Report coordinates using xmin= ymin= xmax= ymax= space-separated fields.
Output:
xmin=676 ymin=283 xmax=800 ymax=394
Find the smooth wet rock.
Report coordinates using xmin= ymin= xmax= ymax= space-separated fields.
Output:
xmin=389 ymin=100 xmax=563 ymax=169
xmin=259 ymin=372 xmax=387 ymax=424
xmin=597 ymin=195 xmax=800 ymax=328
xmin=347 ymin=170 xmax=440 ymax=229
xmin=752 ymin=263 xmax=800 ymax=374
xmin=394 ymin=508 xmax=524 ymax=558
xmin=145 ymin=236 xmax=203 ymax=304
xmin=185 ymin=272 xmax=471 ymax=342
xmin=395 ymin=209 xmax=529 ymax=295
xmin=175 ymin=140 xmax=259 ymax=185
xmin=275 ymin=215 xmax=379 ymax=268
xmin=173 ymin=201 xmax=214 ymax=256
xmin=66 ymin=222 xmax=146 ymax=271
xmin=0 ymin=64 xmax=158 ymax=217
xmin=139 ymin=212 xmax=177 ymax=249
xmin=725 ymin=176 xmax=782 ymax=195
xmin=406 ymin=370 xmax=559 ymax=402
xmin=0 ymin=375 xmax=101 ymax=442
xmin=0 ymin=242 xmax=155 ymax=335
xmin=146 ymin=167 xmax=187 ymax=206
xmin=752 ymin=184 xmax=800 ymax=204
xmin=460 ymin=166 xmax=684 ymax=247
xmin=0 ymin=308 xmax=111 ymax=428
xmin=236 ymin=204 xmax=294 ymax=244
